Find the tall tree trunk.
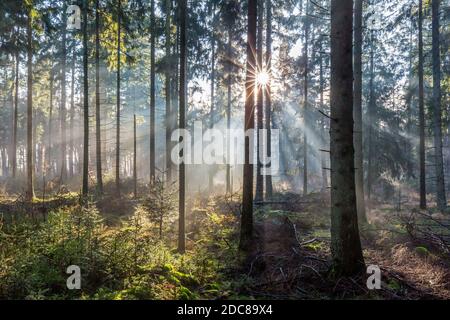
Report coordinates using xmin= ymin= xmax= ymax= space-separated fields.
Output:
xmin=115 ymin=0 xmax=121 ymax=196
xmin=366 ymin=30 xmax=375 ymax=207
xmin=353 ymin=0 xmax=367 ymax=224
xmin=69 ymin=48 xmax=75 ymax=178
xmin=12 ymin=49 xmax=19 ymax=178
xmin=26 ymin=7 xmax=35 ymax=201
xmin=48 ymin=65 xmax=54 ymax=177
xmin=208 ymin=3 xmax=216 ymax=191
xmin=330 ymin=0 xmax=365 ymax=276
xmin=418 ymin=0 xmax=426 ymax=209
xmin=150 ymin=0 xmax=156 ymax=184
xmin=60 ymin=10 xmax=67 ymax=183
xmin=95 ymin=0 xmax=103 ymax=194
xmin=302 ymin=1 xmax=309 ymax=197
xmin=178 ymin=0 xmax=187 ymax=254
xmin=264 ymin=0 xmax=273 ymax=199
xmin=82 ymin=0 xmax=89 ymax=196
xmin=431 ymin=0 xmax=447 ymax=211
xmin=239 ymin=0 xmax=256 ymax=252
xmin=319 ymin=41 xmax=328 ymax=191
xmin=165 ymin=0 xmax=172 ymax=184
xmin=255 ymin=0 xmax=264 ymax=202
xmin=226 ymin=29 xmax=232 ymax=194
xmin=134 ymin=114 xmax=137 ymax=198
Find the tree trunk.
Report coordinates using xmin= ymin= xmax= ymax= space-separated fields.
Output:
xmin=116 ymin=0 xmax=121 ymax=196
xmin=69 ymin=47 xmax=75 ymax=177
xmin=95 ymin=0 xmax=103 ymax=194
xmin=265 ymin=0 xmax=273 ymax=199
xmin=366 ymin=30 xmax=375 ymax=207
xmin=255 ymin=0 xmax=264 ymax=202
xmin=60 ymin=9 xmax=67 ymax=183
xmin=208 ymin=3 xmax=216 ymax=191
xmin=12 ymin=48 xmax=19 ymax=178
xmin=302 ymin=2 xmax=309 ymax=197
xmin=431 ymin=0 xmax=447 ymax=211
xmin=82 ymin=0 xmax=89 ymax=196
xmin=239 ymin=0 xmax=256 ymax=252
xmin=150 ymin=0 xmax=156 ymax=184
xmin=353 ymin=0 xmax=367 ymax=224
xmin=26 ymin=7 xmax=35 ymax=201
xmin=226 ymin=29 xmax=232 ymax=194
xmin=178 ymin=0 xmax=187 ymax=254
xmin=418 ymin=0 xmax=426 ymax=209
xmin=319 ymin=41 xmax=328 ymax=192
xmin=165 ymin=0 xmax=172 ymax=184
xmin=134 ymin=114 xmax=137 ymax=198
xmin=330 ymin=0 xmax=365 ymax=276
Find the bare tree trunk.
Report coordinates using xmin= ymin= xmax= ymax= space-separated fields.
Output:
xmin=82 ymin=0 xmax=89 ymax=196
xmin=330 ymin=0 xmax=365 ymax=276
xmin=366 ymin=30 xmax=375 ymax=207
xmin=60 ymin=9 xmax=67 ymax=184
xmin=226 ymin=29 xmax=232 ymax=194
xmin=165 ymin=0 xmax=172 ymax=184
xmin=115 ymin=0 xmax=121 ymax=196
xmin=302 ymin=1 xmax=309 ymax=197
xmin=353 ymin=0 xmax=367 ymax=224
xmin=255 ymin=0 xmax=264 ymax=202
xmin=69 ymin=47 xmax=75 ymax=178
xmin=134 ymin=114 xmax=137 ymax=198
xmin=150 ymin=0 xmax=156 ymax=184
xmin=431 ymin=0 xmax=447 ymax=211
xmin=265 ymin=0 xmax=273 ymax=199
xmin=208 ymin=3 xmax=216 ymax=191
xmin=239 ymin=0 xmax=256 ymax=252
xmin=12 ymin=48 xmax=19 ymax=178
xmin=26 ymin=7 xmax=35 ymax=201
xmin=418 ymin=0 xmax=426 ymax=209
xmin=95 ymin=0 xmax=103 ymax=194
xmin=319 ymin=40 xmax=328 ymax=192
xmin=178 ymin=0 xmax=187 ymax=254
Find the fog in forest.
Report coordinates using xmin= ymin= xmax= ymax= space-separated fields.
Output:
xmin=0 ymin=0 xmax=450 ymax=301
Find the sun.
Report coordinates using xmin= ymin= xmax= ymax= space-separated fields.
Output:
xmin=256 ymin=70 xmax=270 ymax=86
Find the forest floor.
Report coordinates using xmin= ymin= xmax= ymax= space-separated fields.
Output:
xmin=242 ymin=192 xmax=450 ymax=299
xmin=1 ymin=183 xmax=450 ymax=300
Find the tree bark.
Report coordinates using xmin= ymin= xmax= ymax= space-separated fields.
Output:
xmin=12 ymin=48 xmax=19 ymax=178
xmin=239 ymin=0 xmax=256 ymax=252
xmin=150 ymin=0 xmax=156 ymax=184
xmin=134 ymin=114 xmax=137 ymax=198
xmin=69 ymin=50 xmax=75 ymax=178
xmin=26 ymin=7 xmax=35 ymax=201
xmin=115 ymin=0 xmax=122 ymax=196
xmin=60 ymin=8 xmax=67 ymax=183
xmin=418 ymin=0 xmax=426 ymax=209
xmin=330 ymin=0 xmax=365 ymax=276
xmin=95 ymin=0 xmax=103 ymax=194
xmin=255 ymin=0 xmax=264 ymax=202
xmin=366 ymin=30 xmax=375 ymax=207
xmin=265 ymin=0 xmax=273 ymax=199
xmin=82 ymin=0 xmax=89 ymax=196
xmin=165 ymin=0 xmax=172 ymax=184
xmin=302 ymin=1 xmax=309 ymax=197
xmin=208 ymin=2 xmax=216 ymax=191
xmin=353 ymin=0 xmax=367 ymax=224
xmin=319 ymin=40 xmax=328 ymax=192
xmin=226 ymin=29 xmax=232 ymax=194
xmin=178 ymin=0 xmax=187 ymax=254
xmin=431 ymin=0 xmax=447 ymax=211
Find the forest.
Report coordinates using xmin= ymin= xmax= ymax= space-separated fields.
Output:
xmin=0 ymin=0 xmax=449 ymax=301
